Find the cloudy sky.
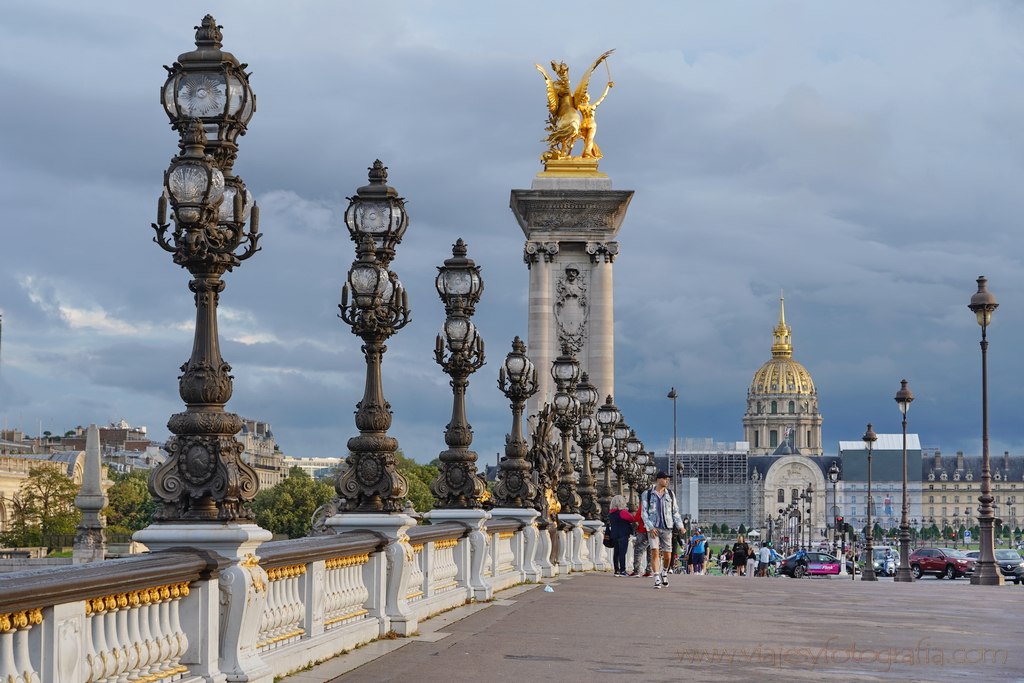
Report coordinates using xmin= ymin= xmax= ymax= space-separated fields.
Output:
xmin=2 ymin=1 xmax=1024 ymax=466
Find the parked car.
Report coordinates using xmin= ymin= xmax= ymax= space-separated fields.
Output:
xmin=779 ymin=550 xmax=843 ymax=578
xmin=909 ymin=547 xmax=976 ymax=579
xmin=964 ymin=549 xmax=1024 ymax=584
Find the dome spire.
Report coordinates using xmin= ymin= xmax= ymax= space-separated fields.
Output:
xmin=771 ymin=292 xmax=792 ymax=359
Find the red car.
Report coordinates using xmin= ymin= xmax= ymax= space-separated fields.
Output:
xmin=909 ymin=547 xmax=976 ymax=579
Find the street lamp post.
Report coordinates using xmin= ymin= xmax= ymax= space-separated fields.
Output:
xmin=335 ymin=164 xmax=411 ymax=513
xmin=798 ymin=486 xmax=813 ymax=550
xmin=551 ymin=345 xmax=582 ymax=514
xmin=806 ymin=483 xmax=814 ymax=550
xmin=862 ymin=423 xmax=878 ymax=581
xmin=146 ymin=16 xmax=263 ymax=523
xmin=430 ymin=240 xmax=487 ymax=509
xmin=894 ymin=379 xmax=914 ymax=582
xmin=574 ymin=373 xmax=601 ymax=521
xmin=827 ymin=461 xmax=846 ymax=575
xmin=828 ymin=462 xmax=840 ymax=554
xmin=491 ymin=336 xmax=544 ymax=579
xmin=953 ymin=510 xmax=960 ymax=549
xmin=667 ymin=387 xmax=678 ymax=470
xmin=969 ymin=276 xmax=1004 ymax=585
xmin=493 ymin=337 xmax=539 ymax=508
xmin=613 ymin=419 xmax=630 ymax=496
xmin=595 ymin=396 xmax=621 ymax=517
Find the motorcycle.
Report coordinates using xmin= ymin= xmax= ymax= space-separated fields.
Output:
xmin=879 ymin=555 xmax=896 ymax=577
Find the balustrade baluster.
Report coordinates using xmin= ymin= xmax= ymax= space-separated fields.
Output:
xmin=156 ymin=587 xmax=174 ymax=678
xmin=167 ymin=584 xmax=188 ymax=674
xmin=0 ymin=625 xmax=18 ymax=683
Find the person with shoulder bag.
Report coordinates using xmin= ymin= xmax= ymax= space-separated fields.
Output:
xmin=606 ymin=494 xmax=634 ymax=576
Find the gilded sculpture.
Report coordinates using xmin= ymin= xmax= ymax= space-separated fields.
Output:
xmin=536 ymin=49 xmax=615 ymax=162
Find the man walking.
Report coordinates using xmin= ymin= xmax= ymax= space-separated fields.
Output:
xmin=640 ymin=471 xmax=686 ymax=589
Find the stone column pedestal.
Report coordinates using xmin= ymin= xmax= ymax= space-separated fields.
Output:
xmin=424 ymin=509 xmax=493 ymax=601
xmin=557 ymin=513 xmax=585 ymax=571
xmin=582 ymin=519 xmax=609 ymax=571
xmin=534 ymin=521 xmax=558 ymax=578
xmin=325 ymin=513 xmax=419 ymax=634
xmin=134 ymin=522 xmax=273 ymax=683
xmin=490 ymin=507 xmax=541 ymax=581
xmin=511 ymin=178 xmax=633 ymax=410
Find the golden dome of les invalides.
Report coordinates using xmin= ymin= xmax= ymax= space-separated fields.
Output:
xmin=749 ymin=296 xmax=816 ymax=397
xmin=744 ymin=295 xmax=823 ymax=455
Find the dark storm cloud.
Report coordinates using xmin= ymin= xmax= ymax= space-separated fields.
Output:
xmin=3 ymin=1 xmax=1024 ymax=462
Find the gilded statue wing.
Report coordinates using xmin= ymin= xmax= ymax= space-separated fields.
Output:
xmin=535 ymin=63 xmax=558 ymax=115
xmin=572 ymin=49 xmax=615 ymax=105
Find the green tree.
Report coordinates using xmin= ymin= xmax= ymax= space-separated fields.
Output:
xmin=738 ymin=523 xmax=747 ymax=536
xmin=0 ymin=465 xmax=79 ymax=549
xmin=251 ymin=467 xmax=335 ymax=539
xmin=395 ymin=452 xmax=439 ymax=514
xmin=105 ymin=470 xmax=157 ymax=535
xmin=0 ymin=493 xmax=39 ymax=547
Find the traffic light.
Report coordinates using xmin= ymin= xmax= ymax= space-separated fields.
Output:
xmin=835 ymin=516 xmax=844 ymax=526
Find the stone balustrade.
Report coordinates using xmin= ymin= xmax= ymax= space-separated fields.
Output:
xmin=0 ymin=517 xmax=611 ymax=682
xmin=0 ymin=552 xmax=211 ymax=683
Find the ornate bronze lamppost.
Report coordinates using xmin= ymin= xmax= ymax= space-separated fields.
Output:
xmin=894 ymin=379 xmax=914 ymax=582
xmin=336 ymin=163 xmax=411 ymax=513
xmin=430 ymin=239 xmax=487 ymax=508
xmin=969 ymin=276 xmax=1003 ymax=585
xmin=574 ymin=373 xmax=601 ymax=520
xmin=148 ymin=15 xmax=262 ymax=522
xmin=798 ymin=483 xmax=815 ymax=552
xmin=493 ymin=337 xmax=539 ymax=507
xmin=612 ymin=418 xmax=630 ymax=495
xmin=595 ymin=395 xmax=621 ymax=516
xmin=827 ymin=461 xmax=840 ymax=553
xmin=644 ymin=461 xmax=656 ymax=496
xmin=598 ymin=395 xmax=618 ymax=511
xmin=625 ymin=434 xmax=646 ymax=507
xmin=862 ymin=423 xmax=878 ymax=580
xmin=551 ymin=346 xmax=582 ymax=514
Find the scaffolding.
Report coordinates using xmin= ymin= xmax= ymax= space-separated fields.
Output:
xmin=675 ymin=450 xmax=750 ymax=528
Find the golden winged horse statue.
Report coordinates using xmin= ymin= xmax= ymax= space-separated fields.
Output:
xmin=536 ymin=49 xmax=615 ymax=162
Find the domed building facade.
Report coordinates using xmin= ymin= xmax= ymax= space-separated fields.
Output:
xmin=743 ymin=297 xmax=823 ymax=455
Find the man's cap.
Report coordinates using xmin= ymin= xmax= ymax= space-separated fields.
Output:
xmin=655 ymin=471 xmax=671 ymax=479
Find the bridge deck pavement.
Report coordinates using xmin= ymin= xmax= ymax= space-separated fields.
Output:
xmin=286 ymin=573 xmax=1024 ymax=682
